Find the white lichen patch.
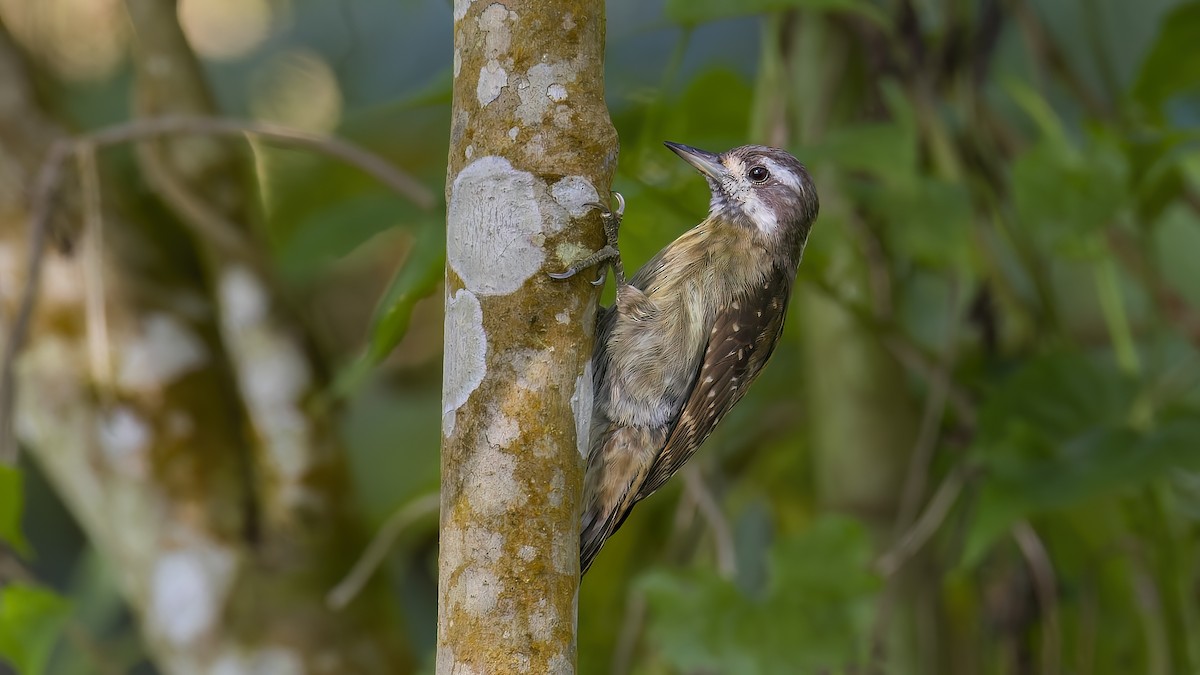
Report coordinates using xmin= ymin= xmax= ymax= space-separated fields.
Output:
xmin=0 ymin=243 xmax=19 ymax=305
xmin=218 ymin=265 xmax=315 ymax=506
xmin=552 ymin=532 xmax=574 ymax=575
xmin=213 ymin=646 xmax=305 ymax=675
xmin=555 ymin=242 xmax=590 ymax=271
xmin=478 ymin=3 xmax=512 ymax=58
xmin=553 ymin=104 xmax=573 ymax=128
xmin=117 ymin=313 xmax=208 ymax=395
xmin=515 ymin=62 xmax=579 ymax=125
xmin=453 ymin=50 xmax=462 ymax=78
xmin=571 ymin=359 xmax=594 ymax=459
xmin=508 ymin=126 xmax=518 ymax=140
xmin=40 ymin=254 xmax=85 ymax=307
xmin=443 ymin=525 xmax=504 ymax=568
xmin=555 ymin=311 xmax=569 ymax=325
xmin=447 ymin=157 xmax=545 ymax=295
xmin=242 ymin=343 xmax=313 ymax=480
xmin=509 ymin=348 xmax=554 ymax=392
xmin=466 ymin=434 xmax=524 ymax=516
xmin=97 ymin=405 xmax=151 ymax=475
xmin=528 ymin=600 xmax=556 ymax=642
xmin=219 ymin=266 xmax=269 ymax=330
xmin=562 ymin=12 xmax=575 ymax=30
xmin=477 ymin=60 xmax=508 ymax=106
xmin=453 ymin=0 xmax=475 ymax=22
xmin=451 ymin=568 xmax=502 ymax=617
xmin=465 ymin=144 xmax=474 ymax=160
xmin=442 ymin=289 xmax=487 ymax=436
xmin=547 ymin=652 xmax=572 ymax=675
xmin=485 ymin=413 xmax=520 ymax=448
xmin=149 ymin=542 xmax=238 ymax=647
xmin=547 ymin=83 xmax=567 ymax=102
xmin=518 ymin=545 xmax=537 ymax=561
xmin=549 ymin=470 xmax=565 ymax=508
xmin=550 ymin=176 xmax=600 ymax=220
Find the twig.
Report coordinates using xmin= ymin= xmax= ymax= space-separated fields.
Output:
xmin=327 ymin=492 xmax=439 ymax=610
xmin=612 ymin=471 xmax=704 ymax=674
xmin=892 ymin=281 xmax=961 ymax=531
xmin=1125 ymin=540 xmax=1171 ymax=675
xmin=808 ymin=276 xmax=978 ymax=427
xmin=875 ymin=465 xmax=971 ymax=577
xmin=75 ymin=116 xmax=436 ymax=210
xmin=134 ymin=140 xmax=256 ymax=256
xmin=1011 ymin=521 xmax=1061 ymax=675
xmin=883 ymin=334 xmax=978 ymax=429
xmin=871 ymin=284 xmax=961 ymax=665
xmin=76 ymin=144 xmax=113 ymax=393
xmin=610 ymin=590 xmax=648 ymax=675
xmin=0 ymin=140 xmax=70 ymax=465
xmin=681 ymin=465 xmax=737 ymax=579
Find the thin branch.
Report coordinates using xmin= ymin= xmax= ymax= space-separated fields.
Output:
xmin=810 ymin=275 xmax=978 ymax=426
xmin=0 ymin=140 xmax=70 ymax=465
xmin=134 ymin=140 xmax=257 ymax=256
xmin=612 ymin=473 xmax=706 ymax=675
xmin=78 ymin=116 xmax=436 ymax=210
xmin=76 ymin=144 xmax=114 ymax=394
xmin=682 ymin=465 xmax=737 ymax=579
xmin=893 ymin=281 xmax=961 ymax=531
xmin=327 ymin=492 xmax=439 ymax=610
xmin=875 ymin=464 xmax=972 ymax=577
xmin=1012 ymin=521 xmax=1061 ymax=675
xmin=610 ymin=590 xmax=648 ymax=675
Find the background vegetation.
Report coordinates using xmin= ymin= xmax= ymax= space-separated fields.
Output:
xmin=2 ymin=0 xmax=1199 ymax=673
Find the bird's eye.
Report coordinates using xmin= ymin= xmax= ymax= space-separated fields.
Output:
xmin=748 ymin=166 xmax=770 ymax=183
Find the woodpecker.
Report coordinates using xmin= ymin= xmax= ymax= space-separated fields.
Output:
xmin=552 ymin=142 xmax=819 ymax=574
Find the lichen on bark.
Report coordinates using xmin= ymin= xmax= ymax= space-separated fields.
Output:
xmin=438 ymin=1 xmax=618 ymax=672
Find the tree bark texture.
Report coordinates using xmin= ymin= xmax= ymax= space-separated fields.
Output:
xmin=1 ymin=8 xmax=409 ymax=673
xmin=438 ymin=0 xmax=618 ymax=673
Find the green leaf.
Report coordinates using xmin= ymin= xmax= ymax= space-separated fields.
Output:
xmin=865 ymin=177 xmax=974 ymax=270
xmin=0 ymin=584 xmax=70 ymax=675
xmin=1132 ymin=1 xmax=1200 ymax=112
xmin=975 ymin=353 xmax=1137 ymax=457
xmin=805 ymin=121 xmax=918 ymax=177
xmin=276 ymin=192 xmax=417 ymax=283
xmin=665 ymin=0 xmax=886 ymax=26
xmin=0 ymin=465 xmax=29 ymax=556
xmin=965 ymin=418 xmax=1200 ymax=566
xmin=367 ymin=220 xmax=445 ymax=365
xmin=1011 ymin=132 xmax=1130 ymax=256
xmin=642 ymin=515 xmax=879 ymax=674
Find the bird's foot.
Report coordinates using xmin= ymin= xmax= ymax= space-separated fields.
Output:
xmin=549 ymin=192 xmax=626 ymax=286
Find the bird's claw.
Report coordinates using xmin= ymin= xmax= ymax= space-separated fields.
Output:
xmin=548 ymin=192 xmax=627 ymax=286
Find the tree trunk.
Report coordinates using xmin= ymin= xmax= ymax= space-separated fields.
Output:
xmin=437 ymin=0 xmax=618 ymax=672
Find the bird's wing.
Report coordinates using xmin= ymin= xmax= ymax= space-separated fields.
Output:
xmin=636 ymin=270 xmax=792 ymax=500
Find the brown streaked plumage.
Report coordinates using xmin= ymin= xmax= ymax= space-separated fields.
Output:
xmin=556 ymin=142 xmax=819 ymax=574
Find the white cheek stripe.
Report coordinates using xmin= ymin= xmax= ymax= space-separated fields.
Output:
xmin=762 ymin=158 xmax=804 ymax=194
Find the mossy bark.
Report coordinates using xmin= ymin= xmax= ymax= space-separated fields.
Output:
xmin=438 ymin=1 xmax=618 ymax=673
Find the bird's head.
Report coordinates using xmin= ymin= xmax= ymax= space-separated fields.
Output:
xmin=665 ymin=142 xmax=819 ymax=258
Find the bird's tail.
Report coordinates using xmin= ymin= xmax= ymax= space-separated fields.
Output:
xmin=579 ymin=425 xmax=663 ymax=575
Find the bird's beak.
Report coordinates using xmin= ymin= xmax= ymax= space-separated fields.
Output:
xmin=664 ymin=141 xmax=725 ymax=180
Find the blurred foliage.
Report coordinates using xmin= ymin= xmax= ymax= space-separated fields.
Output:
xmin=0 ymin=585 xmax=70 ymax=675
xmin=3 ymin=0 xmax=1200 ymax=673
xmin=0 ymin=467 xmax=28 ymax=557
